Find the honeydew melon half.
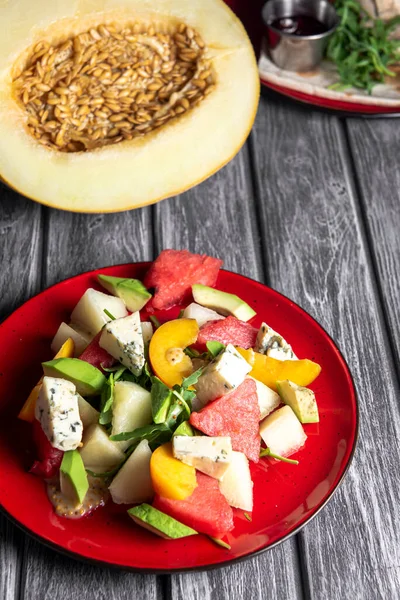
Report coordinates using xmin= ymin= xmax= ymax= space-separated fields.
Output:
xmin=0 ymin=0 xmax=259 ymax=213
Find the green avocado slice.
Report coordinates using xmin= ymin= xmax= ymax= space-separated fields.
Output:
xmin=97 ymin=275 xmax=151 ymax=312
xmin=192 ymin=284 xmax=256 ymax=322
xmin=128 ymin=504 xmax=198 ymax=539
xmin=173 ymin=421 xmax=194 ymax=437
xmin=60 ymin=450 xmax=89 ymax=506
xmin=42 ymin=358 xmax=106 ymax=397
xmin=276 ymin=379 xmax=319 ymax=423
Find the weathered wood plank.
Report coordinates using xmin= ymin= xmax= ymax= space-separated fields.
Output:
xmin=19 ymin=205 xmax=162 ymax=600
xmin=154 ymin=147 xmax=303 ymax=600
xmin=0 ymin=185 xmax=43 ymax=600
xmin=346 ymin=118 xmax=400 ymax=372
xmin=251 ymin=94 xmax=400 ymax=600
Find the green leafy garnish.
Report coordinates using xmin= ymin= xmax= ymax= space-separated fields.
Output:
xmin=103 ymin=308 xmax=116 ymax=321
xmin=149 ymin=315 xmax=161 ymax=329
xmin=110 ymin=422 xmax=171 ymax=445
xmin=206 ymin=341 xmax=225 ymax=358
xmin=120 ymin=360 xmax=152 ymax=391
xmin=183 ymin=347 xmax=201 ymax=359
xmin=209 ymin=537 xmax=231 ymax=550
xmin=326 ymin=0 xmax=400 ymax=93
xmin=260 ymin=447 xmax=299 ymax=465
xmin=181 ymin=367 xmax=203 ymax=389
xmin=99 ymin=373 xmax=115 ymax=425
xmin=243 ymin=512 xmax=252 ymax=522
xmin=151 ymin=376 xmax=173 ymax=423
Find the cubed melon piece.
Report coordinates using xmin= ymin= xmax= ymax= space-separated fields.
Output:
xmin=141 ymin=322 xmax=153 ymax=346
xmin=219 ymin=451 xmax=253 ymax=512
xmin=70 ymin=288 xmax=128 ymax=337
xmin=51 ymin=322 xmax=91 ymax=356
xmin=109 ymin=439 xmax=153 ymax=504
xmin=183 ymin=303 xmax=224 ymax=327
xmin=259 ymin=405 xmax=307 ymax=458
xmin=77 ymin=394 xmax=99 ymax=429
xmin=112 ymin=381 xmax=152 ymax=451
xmin=79 ymin=424 xmax=124 ymax=473
xmin=248 ymin=376 xmax=281 ymax=420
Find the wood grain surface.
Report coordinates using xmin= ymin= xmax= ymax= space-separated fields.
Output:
xmin=346 ymin=119 xmax=400 ymax=373
xmin=0 ymin=94 xmax=399 ymax=600
xmin=251 ymin=96 xmax=400 ymax=600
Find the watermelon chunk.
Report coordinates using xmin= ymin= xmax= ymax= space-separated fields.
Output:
xmin=153 ymin=472 xmax=234 ymax=537
xmin=190 ymin=378 xmax=261 ymax=463
xmin=196 ymin=316 xmax=257 ymax=352
xmin=78 ymin=332 xmax=115 ymax=372
xmin=144 ymin=250 xmax=223 ymax=313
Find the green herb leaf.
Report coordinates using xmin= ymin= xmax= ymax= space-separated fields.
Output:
xmin=151 ymin=377 xmax=173 ymax=423
xmin=110 ymin=422 xmax=171 ymax=445
xmin=243 ymin=512 xmax=252 ymax=522
xmin=104 ymin=309 xmax=116 ymax=320
xmin=183 ymin=347 xmax=201 ymax=358
xmin=99 ymin=373 xmax=114 ymax=425
xmin=181 ymin=367 xmax=203 ymax=390
xmin=260 ymin=447 xmax=299 ymax=465
xmin=149 ymin=315 xmax=161 ymax=329
xmin=206 ymin=341 xmax=226 ymax=357
xmin=209 ymin=537 xmax=231 ymax=550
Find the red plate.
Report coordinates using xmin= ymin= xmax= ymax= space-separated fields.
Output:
xmin=0 ymin=264 xmax=358 ymax=572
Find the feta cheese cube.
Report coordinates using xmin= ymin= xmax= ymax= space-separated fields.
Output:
xmin=99 ymin=311 xmax=144 ymax=375
xmin=173 ymin=436 xmax=232 ymax=480
xmin=219 ymin=451 xmax=253 ymax=511
xmin=183 ymin=303 xmax=225 ymax=327
xmin=259 ymin=405 xmax=307 ymax=458
xmin=248 ymin=376 xmax=281 ymax=420
xmin=254 ymin=323 xmax=297 ymax=361
xmin=35 ymin=376 xmax=83 ymax=451
xmin=70 ymin=288 xmax=128 ymax=337
xmin=194 ymin=343 xmax=252 ymax=406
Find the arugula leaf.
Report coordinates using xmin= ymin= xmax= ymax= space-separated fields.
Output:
xmin=243 ymin=512 xmax=252 ymax=522
xmin=325 ymin=0 xmax=400 ymax=93
xmin=181 ymin=367 xmax=203 ymax=390
xmin=149 ymin=315 xmax=161 ymax=329
xmin=209 ymin=537 xmax=231 ymax=550
xmin=151 ymin=377 xmax=173 ymax=423
xmin=183 ymin=347 xmax=201 ymax=359
xmin=206 ymin=341 xmax=225 ymax=358
xmin=99 ymin=373 xmax=115 ymax=425
xmin=119 ymin=360 xmax=152 ymax=391
xmin=260 ymin=447 xmax=299 ymax=465
xmin=104 ymin=308 xmax=116 ymax=321
xmin=110 ymin=422 xmax=171 ymax=444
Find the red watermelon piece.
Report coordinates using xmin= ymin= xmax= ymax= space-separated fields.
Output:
xmin=153 ymin=472 xmax=234 ymax=537
xmin=196 ymin=316 xmax=257 ymax=352
xmin=78 ymin=332 xmax=115 ymax=372
xmin=144 ymin=249 xmax=223 ymax=313
xmin=190 ymin=378 xmax=261 ymax=462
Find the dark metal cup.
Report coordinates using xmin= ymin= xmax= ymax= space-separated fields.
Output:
xmin=262 ymin=0 xmax=339 ymax=72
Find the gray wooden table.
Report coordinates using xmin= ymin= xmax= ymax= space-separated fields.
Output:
xmin=1 ymin=89 xmax=399 ymax=600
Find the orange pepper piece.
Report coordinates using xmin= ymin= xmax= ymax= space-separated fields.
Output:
xmin=150 ymin=442 xmax=197 ymax=500
xmin=149 ymin=318 xmax=199 ymax=388
xmin=18 ymin=337 xmax=75 ymax=422
xmin=236 ymin=347 xmax=321 ymax=391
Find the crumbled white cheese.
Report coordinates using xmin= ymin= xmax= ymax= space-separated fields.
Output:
xmin=173 ymin=435 xmax=232 ymax=480
xmin=194 ymin=343 xmax=252 ymax=407
xmin=35 ymin=376 xmax=83 ymax=451
xmin=255 ymin=323 xmax=297 ymax=361
xmin=99 ymin=311 xmax=144 ymax=375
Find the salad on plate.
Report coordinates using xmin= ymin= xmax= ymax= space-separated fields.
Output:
xmin=18 ymin=249 xmax=322 ymax=546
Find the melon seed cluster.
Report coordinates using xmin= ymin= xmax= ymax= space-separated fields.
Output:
xmin=12 ymin=23 xmax=215 ymax=152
